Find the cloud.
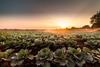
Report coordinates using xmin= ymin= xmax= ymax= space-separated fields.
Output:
xmin=0 ymin=0 xmax=100 ymax=15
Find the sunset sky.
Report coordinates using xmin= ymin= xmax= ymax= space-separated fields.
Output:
xmin=0 ymin=0 xmax=100 ymax=29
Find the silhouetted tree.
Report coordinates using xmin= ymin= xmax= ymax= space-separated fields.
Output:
xmin=71 ymin=27 xmax=78 ymax=29
xmin=90 ymin=11 xmax=100 ymax=28
xmin=82 ymin=25 xmax=90 ymax=29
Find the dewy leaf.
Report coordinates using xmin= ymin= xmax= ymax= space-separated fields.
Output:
xmin=53 ymin=48 xmax=68 ymax=66
xmin=67 ymin=47 xmax=85 ymax=67
xmin=27 ymin=55 xmax=34 ymax=60
xmin=87 ymin=53 xmax=93 ymax=62
xmin=98 ymin=48 xmax=100 ymax=52
xmin=77 ymin=48 xmax=81 ymax=53
xmin=67 ymin=58 xmax=75 ymax=67
xmin=54 ymin=48 xmax=67 ymax=59
xmin=85 ymin=53 xmax=93 ymax=62
xmin=36 ymin=48 xmax=52 ymax=67
xmin=83 ymin=47 xmax=90 ymax=53
xmin=17 ymin=49 xmax=29 ymax=59
xmin=73 ymin=53 xmax=85 ymax=67
xmin=37 ymin=48 xmax=53 ymax=61
xmin=67 ymin=47 xmax=76 ymax=54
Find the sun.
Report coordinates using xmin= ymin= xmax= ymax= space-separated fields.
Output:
xmin=57 ymin=19 xmax=70 ymax=28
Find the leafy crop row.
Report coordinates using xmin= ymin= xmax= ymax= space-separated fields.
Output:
xmin=0 ymin=31 xmax=100 ymax=67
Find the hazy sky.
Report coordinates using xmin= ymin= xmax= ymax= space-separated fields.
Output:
xmin=0 ymin=0 xmax=100 ymax=29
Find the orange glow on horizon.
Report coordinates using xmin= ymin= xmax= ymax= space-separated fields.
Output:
xmin=0 ymin=15 xmax=90 ymax=29
xmin=56 ymin=19 xmax=71 ymax=28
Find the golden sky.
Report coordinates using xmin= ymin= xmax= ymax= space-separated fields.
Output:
xmin=0 ymin=0 xmax=100 ymax=29
xmin=0 ymin=15 xmax=90 ymax=29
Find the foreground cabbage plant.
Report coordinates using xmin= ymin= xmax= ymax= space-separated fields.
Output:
xmin=36 ymin=48 xmax=53 ymax=67
xmin=67 ymin=47 xmax=85 ymax=67
xmin=10 ymin=49 xmax=30 ymax=67
xmin=54 ymin=48 xmax=68 ymax=66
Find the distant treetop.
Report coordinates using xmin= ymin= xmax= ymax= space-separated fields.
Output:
xmin=90 ymin=10 xmax=100 ymax=28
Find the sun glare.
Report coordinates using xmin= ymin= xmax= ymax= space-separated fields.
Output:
xmin=56 ymin=19 xmax=70 ymax=28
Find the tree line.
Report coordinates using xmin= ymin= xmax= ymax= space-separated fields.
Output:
xmin=69 ymin=11 xmax=100 ymax=29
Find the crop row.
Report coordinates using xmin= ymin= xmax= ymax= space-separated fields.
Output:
xmin=0 ymin=47 xmax=100 ymax=67
xmin=0 ymin=31 xmax=100 ymax=67
xmin=0 ymin=34 xmax=100 ymax=51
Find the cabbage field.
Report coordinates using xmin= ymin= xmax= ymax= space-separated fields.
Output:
xmin=0 ymin=31 xmax=100 ymax=67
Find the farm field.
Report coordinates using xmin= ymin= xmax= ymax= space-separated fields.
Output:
xmin=0 ymin=30 xmax=100 ymax=67
xmin=1 ymin=0 xmax=100 ymax=67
